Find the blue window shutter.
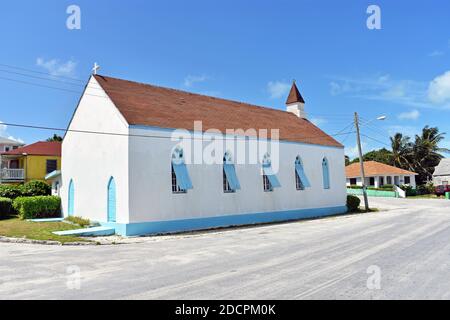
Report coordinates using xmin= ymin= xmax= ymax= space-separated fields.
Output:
xmin=223 ymin=163 xmax=241 ymax=190
xmin=295 ymin=163 xmax=311 ymax=188
xmin=322 ymin=159 xmax=330 ymax=189
xmin=263 ymin=165 xmax=281 ymax=188
xmin=172 ymin=163 xmax=193 ymax=190
xmin=68 ymin=180 xmax=74 ymax=216
xmin=107 ymin=177 xmax=116 ymax=222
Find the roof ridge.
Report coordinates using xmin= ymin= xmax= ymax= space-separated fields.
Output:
xmin=95 ymin=74 xmax=302 ymax=118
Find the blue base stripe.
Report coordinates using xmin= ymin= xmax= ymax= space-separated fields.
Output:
xmin=101 ymin=205 xmax=347 ymax=236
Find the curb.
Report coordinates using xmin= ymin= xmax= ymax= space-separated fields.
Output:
xmin=0 ymin=236 xmax=95 ymax=246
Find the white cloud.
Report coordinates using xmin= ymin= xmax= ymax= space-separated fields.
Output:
xmin=429 ymin=50 xmax=444 ymax=57
xmin=267 ymin=81 xmax=291 ymax=99
xmin=428 ymin=71 xmax=450 ymax=104
xmin=345 ymin=141 xmax=367 ymax=159
xmin=398 ymin=110 xmax=420 ymax=121
xmin=183 ymin=75 xmax=209 ymax=88
xmin=0 ymin=121 xmax=24 ymax=143
xmin=36 ymin=58 xmax=77 ymax=77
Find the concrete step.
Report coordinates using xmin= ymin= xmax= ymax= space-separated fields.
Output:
xmin=53 ymin=227 xmax=116 ymax=237
xmin=28 ymin=218 xmax=64 ymax=222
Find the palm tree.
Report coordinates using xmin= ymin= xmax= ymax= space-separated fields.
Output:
xmin=390 ymin=133 xmax=413 ymax=169
xmin=412 ymin=126 xmax=449 ymax=183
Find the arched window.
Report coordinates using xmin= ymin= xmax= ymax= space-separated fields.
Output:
xmin=107 ymin=177 xmax=116 ymax=222
xmin=322 ymin=158 xmax=330 ymax=189
xmin=294 ymin=156 xmax=311 ymax=190
xmin=171 ymin=146 xmax=193 ymax=193
xmin=223 ymin=151 xmax=240 ymax=193
xmin=262 ymin=153 xmax=281 ymax=192
xmin=68 ymin=179 xmax=74 ymax=216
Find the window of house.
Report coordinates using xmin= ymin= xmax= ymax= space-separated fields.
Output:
xmin=322 ymin=158 xmax=330 ymax=189
xmin=262 ymin=153 xmax=281 ymax=192
xmin=404 ymin=176 xmax=411 ymax=184
xmin=380 ymin=177 xmax=384 ymax=186
xmin=46 ymin=160 xmax=57 ymax=174
xmin=223 ymin=152 xmax=240 ymax=193
xmin=4 ymin=146 xmax=10 ymax=152
xmin=295 ymin=156 xmax=311 ymax=190
xmin=171 ymin=146 xmax=193 ymax=194
xmin=387 ymin=176 xmax=392 ymax=184
xmin=369 ymin=177 xmax=375 ymax=186
xmin=350 ymin=178 xmax=357 ymax=185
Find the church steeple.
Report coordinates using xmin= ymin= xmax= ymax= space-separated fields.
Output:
xmin=286 ymin=80 xmax=305 ymax=105
xmin=286 ymin=80 xmax=306 ymax=118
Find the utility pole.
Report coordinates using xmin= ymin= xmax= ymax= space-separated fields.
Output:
xmin=354 ymin=112 xmax=369 ymax=211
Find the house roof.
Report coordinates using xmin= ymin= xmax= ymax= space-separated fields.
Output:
xmin=1 ymin=141 xmax=61 ymax=156
xmin=93 ymin=75 xmax=342 ymax=148
xmin=285 ymin=81 xmax=305 ymax=104
xmin=0 ymin=136 xmax=24 ymax=146
xmin=346 ymin=161 xmax=417 ymax=178
xmin=433 ymin=158 xmax=450 ymax=176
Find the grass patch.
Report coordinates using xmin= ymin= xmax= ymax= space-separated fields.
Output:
xmin=406 ymin=194 xmax=443 ymax=199
xmin=0 ymin=217 xmax=89 ymax=243
xmin=65 ymin=216 xmax=91 ymax=228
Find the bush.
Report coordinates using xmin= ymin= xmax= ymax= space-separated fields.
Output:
xmin=0 ymin=197 xmax=14 ymax=219
xmin=20 ymin=180 xmax=51 ymax=197
xmin=347 ymin=195 xmax=361 ymax=212
xmin=13 ymin=196 xmax=61 ymax=220
xmin=0 ymin=184 xmax=23 ymax=199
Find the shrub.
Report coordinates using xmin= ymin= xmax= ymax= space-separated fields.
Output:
xmin=347 ymin=195 xmax=361 ymax=212
xmin=0 ymin=197 xmax=14 ymax=219
xmin=379 ymin=184 xmax=394 ymax=190
xmin=13 ymin=196 xmax=61 ymax=220
xmin=0 ymin=184 xmax=23 ymax=199
xmin=21 ymin=180 xmax=51 ymax=197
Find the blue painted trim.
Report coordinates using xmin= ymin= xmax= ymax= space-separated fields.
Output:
xmin=129 ymin=124 xmax=344 ymax=150
xmin=101 ymin=205 xmax=347 ymax=236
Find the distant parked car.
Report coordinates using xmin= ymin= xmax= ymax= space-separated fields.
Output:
xmin=435 ymin=185 xmax=450 ymax=196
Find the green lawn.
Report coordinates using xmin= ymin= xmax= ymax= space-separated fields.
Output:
xmin=407 ymin=194 xmax=445 ymax=199
xmin=0 ymin=217 xmax=89 ymax=244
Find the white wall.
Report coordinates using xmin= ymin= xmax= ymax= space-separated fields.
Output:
xmin=128 ymin=127 xmax=347 ymax=223
xmin=61 ymin=76 xmax=130 ymax=223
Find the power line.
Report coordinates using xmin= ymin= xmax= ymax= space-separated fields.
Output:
xmin=1 ymin=121 xmax=356 ymax=142
xmin=0 ymin=63 xmax=86 ymax=83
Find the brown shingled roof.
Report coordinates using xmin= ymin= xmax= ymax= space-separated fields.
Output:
xmin=286 ymin=81 xmax=305 ymax=104
xmin=346 ymin=161 xmax=417 ymax=178
xmin=93 ymin=75 xmax=341 ymax=148
xmin=1 ymin=141 xmax=61 ymax=156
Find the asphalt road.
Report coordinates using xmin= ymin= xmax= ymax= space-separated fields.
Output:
xmin=1 ymin=197 xmax=450 ymax=300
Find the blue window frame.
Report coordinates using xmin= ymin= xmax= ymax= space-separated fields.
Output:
xmin=262 ymin=153 xmax=281 ymax=191
xmin=322 ymin=157 xmax=330 ymax=189
xmin=223 ymin=152 xmax=240 ymax=193
xmin=171 ymin=146 xmax=193 ymax=193
xmin=295 ymin=156 xmax=311 ymax=190
xmin=68 ymin=179 xmax=74 ymax=216
xmin=107 ymin=177 xmax=116 ymax=222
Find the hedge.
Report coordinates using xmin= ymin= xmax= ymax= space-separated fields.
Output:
xmin=0 ymin=197 xmax=14 ymax=219
xmin=0 ymin=180 xmax=51 ymax=199
xmin=347 ymin=195 xmax=361 ymax=212
xmin=13 ymin=196 xmax=61 ymax=220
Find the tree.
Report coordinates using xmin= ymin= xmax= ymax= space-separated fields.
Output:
xmin=46 ymin=134 xmax=63 ymax=142
xmin=411 ymin=126 xmax=449 ymax=184
xmin=390 ymin=133 xmax=413 ymax=169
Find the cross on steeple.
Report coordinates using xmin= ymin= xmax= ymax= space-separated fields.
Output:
xmin=92 ymin=62 xmax=100 ymax=75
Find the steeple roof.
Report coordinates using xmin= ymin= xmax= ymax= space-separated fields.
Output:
xmin=285 ymin=81 xmax=305 ymax=104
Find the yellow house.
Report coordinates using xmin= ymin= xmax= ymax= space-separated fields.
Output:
xmin=0 ymin=141 xmax=61 ymax=184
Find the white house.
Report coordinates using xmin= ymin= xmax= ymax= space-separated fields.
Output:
xmin=346 ymin=161 xmax=417 ymax=188
xmin=61 ymin=75 xmax=347 ymax=236
xmin=433 ymin=159 xmax=450 ymax=186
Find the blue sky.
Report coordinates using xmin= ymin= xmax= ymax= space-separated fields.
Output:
xmin=0 ymin=0 xmax=449 ymax=158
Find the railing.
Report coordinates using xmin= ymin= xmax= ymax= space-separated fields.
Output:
xmin=0 ymin=168 xmax=25 ymax=181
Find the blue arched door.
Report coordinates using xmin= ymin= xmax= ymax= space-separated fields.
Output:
xmin=322 ymin=158 xmax=330 ymax=189
xmin=68 ymin=179 xmax=74 ymax=216
xmin=107 ymin=177 xmax=116 ymax=222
